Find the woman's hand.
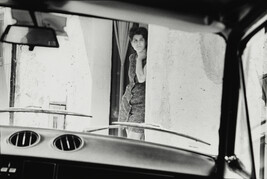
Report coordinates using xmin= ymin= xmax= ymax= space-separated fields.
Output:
xmin=136 ymin=49 xmax=147 ymax=83
xmin=137 ymin=49 xmax=147 ymax=62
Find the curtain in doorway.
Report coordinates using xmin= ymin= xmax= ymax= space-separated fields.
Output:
xmin=113 ymin=21 xmax=132 ymax=100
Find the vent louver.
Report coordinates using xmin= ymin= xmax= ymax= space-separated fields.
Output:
xmin=9 ymin=130 xmax=40 ymax=147
xmin=53 ymin=134 xmax=83 ymax=151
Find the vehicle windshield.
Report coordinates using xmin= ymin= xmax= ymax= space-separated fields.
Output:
xmin=0 ymin=7 xmax=225 ymax=155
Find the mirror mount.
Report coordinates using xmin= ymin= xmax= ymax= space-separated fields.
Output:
xmin=29 ymin=11 xmax=38 ymax=27
xmin=28 ymin=10 xmax=38 ymax=51
xmin=29 ymin=45 xmax=35 ymax=51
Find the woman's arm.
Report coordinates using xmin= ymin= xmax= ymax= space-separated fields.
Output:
xmin=136 ymin=59 xmax=146 ymax=83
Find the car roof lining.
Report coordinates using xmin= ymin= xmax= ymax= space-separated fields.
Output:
xmin=0 ymin=0 xmax=258 ymax=33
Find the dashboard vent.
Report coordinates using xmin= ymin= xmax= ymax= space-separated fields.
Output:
xmin=9 ymin=130 xmax=40 ymax=147
xmin=53 ymin=134 xmax=83 ymax=151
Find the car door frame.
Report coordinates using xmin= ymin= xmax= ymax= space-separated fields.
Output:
xmin=216 ymin=1 xmax=267 ymax=178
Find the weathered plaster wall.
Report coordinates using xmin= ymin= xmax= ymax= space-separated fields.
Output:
xmin=146 ymin=25 xmax=225 ymax=154
xmin=80 ymin=17 xmax=113 ymax=129
xmin=12 ymin=16 xmax=112 ymax=131
xmin=0 ymin=8 xmax=14 ymax=125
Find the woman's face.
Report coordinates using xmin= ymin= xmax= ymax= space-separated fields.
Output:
xmin=131 ymin=34 xmax=146 ymax=53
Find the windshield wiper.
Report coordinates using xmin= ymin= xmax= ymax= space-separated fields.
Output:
xmin=0 ymin=107 xmax=92 ymax=118
xmin=85 ymin=122 xmax=210 ymax=146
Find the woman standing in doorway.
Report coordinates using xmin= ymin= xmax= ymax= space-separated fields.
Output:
xmin=118 ymin=26 xmax=148 ymax=140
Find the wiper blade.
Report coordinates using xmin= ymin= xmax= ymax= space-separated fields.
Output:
xmin=84 ymin=125 xmax=121 ymax=133
xmin=0 ymin=107 xmax=92 ymax=118
xmin=113 ymin=122 xmax=210 ymax=146
xmin=84 ymin=123 xmax=161 ymax=133
xmin=86 ymin=122 xmax=210 ymax=146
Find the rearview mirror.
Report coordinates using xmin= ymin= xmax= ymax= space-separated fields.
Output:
xmin=0 ymin=25 xmax=59 ymax=48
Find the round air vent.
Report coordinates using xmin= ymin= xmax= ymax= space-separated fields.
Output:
xmin=9 ymin=130 xmax=40 ymax=147
xmin=53 ymin=134 xmax=83 ymax=152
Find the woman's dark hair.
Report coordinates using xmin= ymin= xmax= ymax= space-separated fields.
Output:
xmin=129 ymin=27 xmax=148 ymax=42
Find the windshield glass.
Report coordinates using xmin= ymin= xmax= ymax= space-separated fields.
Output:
xmin=0 ymin=7 xmax=225 ymax=155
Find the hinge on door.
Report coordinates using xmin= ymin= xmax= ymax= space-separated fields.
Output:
xmin=225 ymin=155 xmax=250 ymax=178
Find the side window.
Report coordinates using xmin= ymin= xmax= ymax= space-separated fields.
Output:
xmin=237 ymin=27 xmax=267 ymax=178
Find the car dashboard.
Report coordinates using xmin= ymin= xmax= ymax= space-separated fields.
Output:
xmin=0 ymin=126 xmax=216 ymax=179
